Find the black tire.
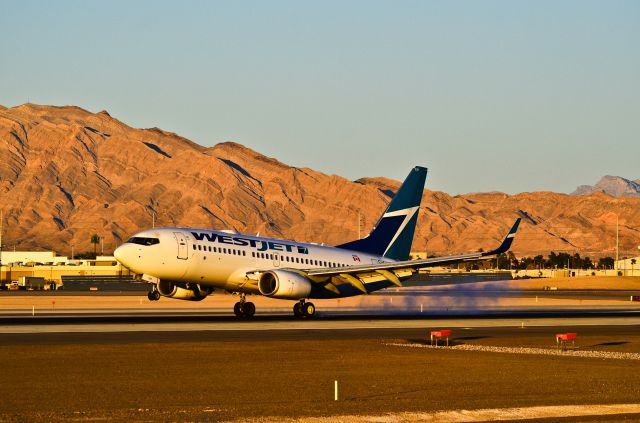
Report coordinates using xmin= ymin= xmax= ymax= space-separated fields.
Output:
xmin=303 ymin=302 xmax=315 ymax=318
xmin=233 ymin=302 xmax=243 ymax=317
xmin=148 ymin=291 xmax=160 ymax=301
xmin=244 ymin=302 xmax=256 ymax=318
xmin=293 ymin=302 xmax=303 ymax=318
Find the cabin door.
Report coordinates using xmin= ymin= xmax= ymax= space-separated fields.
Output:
xmin=174 ymin=232 xmax=189 ymax=260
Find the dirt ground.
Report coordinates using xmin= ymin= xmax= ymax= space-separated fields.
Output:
xmin=1 ymin=327 xmax=640 ymax=422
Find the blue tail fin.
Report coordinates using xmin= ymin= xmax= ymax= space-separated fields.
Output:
xmin=336 ymin=166 xmax=427 ymax=260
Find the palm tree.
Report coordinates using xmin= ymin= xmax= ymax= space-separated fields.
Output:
xmin=90 ymin=234 xmax=100 ymax=257
xmin=632 ymin=258 xmax=637 ymax=276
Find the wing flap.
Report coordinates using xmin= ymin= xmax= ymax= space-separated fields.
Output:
xmin=339 ymin=273 xmax=368 ymax=294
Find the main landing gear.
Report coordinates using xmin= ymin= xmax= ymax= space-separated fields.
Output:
xmin=293 ymin=300 xmax=316 ymax=318
xmin=147 ymin=288 xmax=160 ymax=301
xmin=233 ymin=293 xmax=256 ymax=318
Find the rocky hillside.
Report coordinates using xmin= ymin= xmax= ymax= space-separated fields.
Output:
xmin=572 ymin=175 xmax=640 ymax=198
xmin=1 ymin=104 xmax=639 ymax=258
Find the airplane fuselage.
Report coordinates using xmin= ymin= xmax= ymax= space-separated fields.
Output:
xmin=116 ymin=227 xmax=397 ymax=298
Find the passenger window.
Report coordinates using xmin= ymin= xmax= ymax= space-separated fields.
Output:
xmin=243 ymin=251 xmax=246 ymax=256
xmin=193 ymin=245 xmax=196 ymax=250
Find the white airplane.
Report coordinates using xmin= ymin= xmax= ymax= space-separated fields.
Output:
xmin=114 ymin=166 xmax=521 ymax=318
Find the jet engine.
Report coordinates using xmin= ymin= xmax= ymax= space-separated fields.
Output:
xmin=157 ymin=280 xmax=213 ymax=301
xmin=258 ymin=270 xmax=313 ymax=299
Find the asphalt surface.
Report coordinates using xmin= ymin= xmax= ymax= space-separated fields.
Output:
xmin=1 ymin=323 xmax=639 ymax=345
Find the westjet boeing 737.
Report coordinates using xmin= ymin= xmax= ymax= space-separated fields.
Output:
xmin=114 ymin=167 xmax=521 ymax=318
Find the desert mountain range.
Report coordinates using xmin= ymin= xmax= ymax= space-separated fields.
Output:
xmin=572 ymin=175 xmax=640 ymax=198
xmin=1 ymin=104 xmax=639 ymax=258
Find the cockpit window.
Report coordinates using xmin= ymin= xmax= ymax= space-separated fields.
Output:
xmin=127 ymin=237 xmax=160 ymax=246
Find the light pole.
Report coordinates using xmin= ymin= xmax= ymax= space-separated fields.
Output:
xmin=615 ymin=214 xmax=619 ymax=269
xmin=0 ymin=210 xmax=3 ymax=269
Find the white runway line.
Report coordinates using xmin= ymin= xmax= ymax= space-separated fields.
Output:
xmin=385 ymin=342 xmax=640 ymax=360
xmin=243 ymin=404 xmax=640 ymax=422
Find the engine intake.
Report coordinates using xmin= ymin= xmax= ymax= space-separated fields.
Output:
xmin=258 ymin=270 xmax=312 ymax=299
xmin=157 ymin=280 xmax=212 ymax=301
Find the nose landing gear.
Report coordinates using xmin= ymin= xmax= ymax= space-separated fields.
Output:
xmin=293 ymin=300 xmax=315 ymax=318
xmin=233 ymin=293 xmax=255 ymax=318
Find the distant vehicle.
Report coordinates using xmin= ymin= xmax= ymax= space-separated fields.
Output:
xmin=115 ymin=166 xmax=521 ymax=318
xmin=20 ymin=276 xmax=46 ymax=290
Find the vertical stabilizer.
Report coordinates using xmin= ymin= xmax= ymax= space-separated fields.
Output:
xmin=336 ymin=166 xmax=427 ymax=260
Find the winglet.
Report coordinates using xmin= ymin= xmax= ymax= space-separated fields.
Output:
xmin=483 ymin=218 xmax=521 ymax=256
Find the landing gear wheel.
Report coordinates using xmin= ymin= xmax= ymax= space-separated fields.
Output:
xmin=233 ymin=302 xmax=243 ymax=317
xmin=293 ymin=302 xmax=303 ymax=318
xmin=244 ymin=302 xmax=256 ymax=318
xmin=302 ymin=302 xmax=316 ymax=318
xmin=147 ymin=290 xmax=160 ymax=301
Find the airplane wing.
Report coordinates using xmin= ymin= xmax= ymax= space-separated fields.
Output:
xmin=302 ymin=218 xmax=521 ymax=293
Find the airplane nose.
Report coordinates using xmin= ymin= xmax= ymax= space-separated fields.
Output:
xmin=114 ymin=244 xmax=128 ymax=265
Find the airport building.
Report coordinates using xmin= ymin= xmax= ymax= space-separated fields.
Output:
xmin=0 ymin=251 xmax=138 ymax=290
xmin=615 ymin=256 xmax=640 ymax=275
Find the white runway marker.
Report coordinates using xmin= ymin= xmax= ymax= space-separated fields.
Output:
xmin=334 ymin=380 xmax=338 ymax=401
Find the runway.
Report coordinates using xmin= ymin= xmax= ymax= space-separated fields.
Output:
xmin=1 ymin=311 xmax=639 ymax=340
xmin=1 ymin=290 xmax=640 ymax=334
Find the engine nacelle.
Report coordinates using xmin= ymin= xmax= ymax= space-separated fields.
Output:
xmin=157 ymin=280 xmax=213 ymax=301
xmin=258 ymin=270 xmax=313 ymax=300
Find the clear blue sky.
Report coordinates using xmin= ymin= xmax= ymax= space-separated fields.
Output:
xmin=2 ymin=0 xmax=638 ymax=194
